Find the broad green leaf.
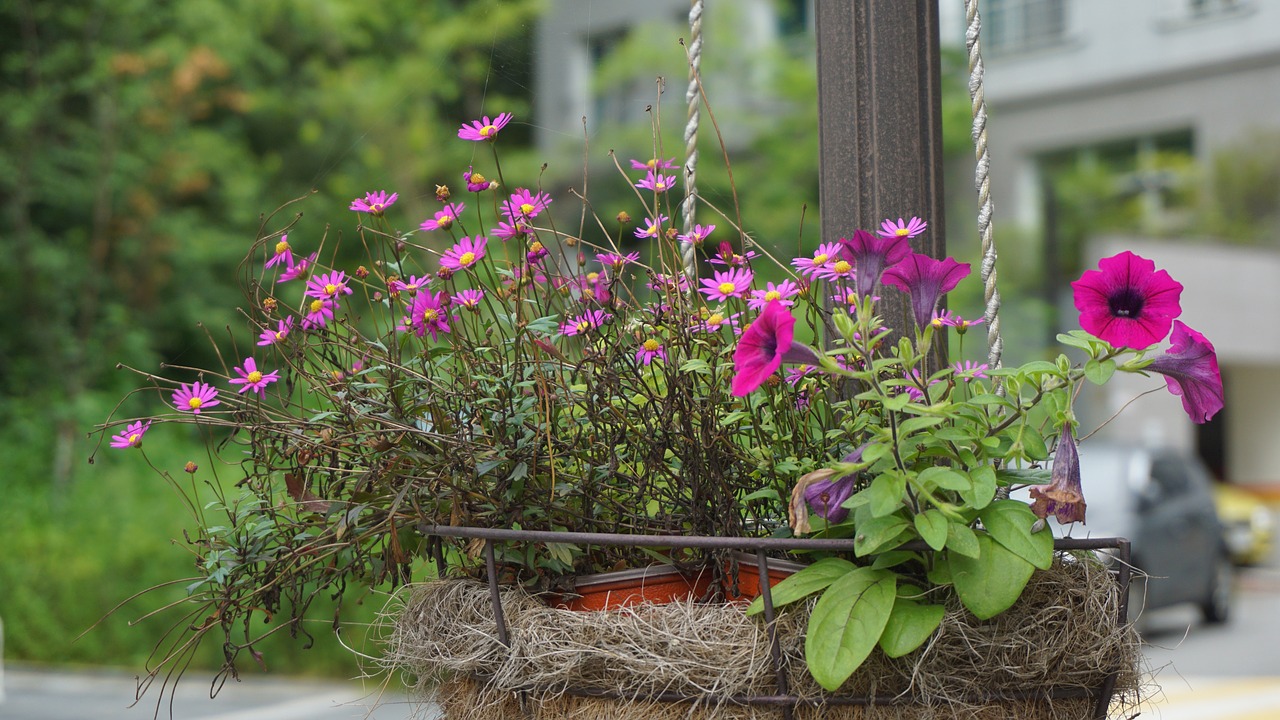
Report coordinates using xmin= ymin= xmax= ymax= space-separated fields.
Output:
xmin=1018 ymin=426 xmax=1050 ymax=461
xmin=1056 ymin=332 xmax=1095 ymax=351
xmin=945 ymin=521 xmax=981 ymax=559
xmin=951 ymin=534 xmax=1035 ymax=620
xmin=914 ymin=509 xmax=948 ymax=551
xmin=1084 ymin=357 xmax=1116 ymax=385
xmin=1018 ymin=360 xmax=1060 ymax=376
xmin=996 ymin=467 xmax=1052 ymax=486
xmin=870 ymin=550 xmax=917 ymax=570
xmin=745 ymin=557 xmax=855 ymax=616
xmin=916 ymin=466 xmax=970 ymax=492
xmin=878 ymin=597 xmax=946 ymax=658
xmin=805 ymin=568 xmax=897 ymax=691
xmin=867 ymin=473 xmax=905 ymax=518
xmin=853 ymin=510 xmax=911 ymax=557
xmin=978 ymin=500 xmax=1054 ymax=570
xmin=739 ymin=487 xmax=782 ymax=503
xmin=897 ymin=415 xmax=945 ymax=437
xmin=960 ymin=466 xmax=997 ymax=510
xmin=927 ymin=556 xmax=952 ymax=585
xmin=969 ymin=393 xmax=1014 ymax=407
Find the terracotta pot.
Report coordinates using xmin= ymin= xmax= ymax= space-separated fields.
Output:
xmin=721 ymin=551 xmax=808 ymax=603
xmin=553 ymin=565 xmax=712 ymax=611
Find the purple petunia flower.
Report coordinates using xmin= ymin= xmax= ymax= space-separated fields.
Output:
xmin=1071 ymin=250 xmax=1183 ymax=349
xmin=402 ymin=290 xmax=451 ymax=341
xmin=699 ymin=267 xmax=754 ymax=302
xmin=731 ymin=301 xmax=824 ymax=396
xmin=265 ymin=234 xmax=294 ymax=269
xmin=1146 ymin=320 xmax=1224 ymax=424
xmin=173 ymin=381 xmax=220 ymax=414
xmin=228 ymin=357 xmax=280 ymax=396
xmin=420 ymin=203 xmax=465 ymax=232
xmin=837 ymin=229 xmax=912 ymax=300
xmin=440 ymin=236 xmax=487 ymax=272
xmin=748 ymin=280 xmax=801 ymax=311
xmin=1031 ymin=425 xmax=1087 ymax=525
xmin=349 ymin=190 xmax=398 ymax=216
xmin=457 ymin=112 xmax=513 ymax=142
xmin=110 ymin=420 xmax=151 ymax=449
xmin=877 ymin=216 xmax=928 ymax=240
xmin=803 ymin=446 xmax=867 ymax=524
xmin=258 ymin=317 xmax=294 ymax=346
xmin=881 ymin=252 xmax=972 ymax=330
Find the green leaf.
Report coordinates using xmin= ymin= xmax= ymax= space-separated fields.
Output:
xmin=804 ymin=568 xmax=897 ymax=691
xmin=968 ymin=393 xmax=1015 ymax=408
xmin=978 ymin=501 xmax=1054 ymax=570
xmin=1084 ymin=357 xmax=1116 ymax=385
xmin=945 ymin=521 xmax=981 ymax=559
xmin=996 ymin=467 xmax=1052 ymax=486
xmin=870 ymin=550 xmax=916 ymax=570
xmin=1018 ymin=426 xmax=1050 ymax=461
xmin=740 ymin=487 xmax=782 ymax=503
xmin=853 ymin=510 xmax=911 ymax=557
xmin=878 ymin=597 xmax=946 ymax=658
xmin=960 ymin=466 xmax=997 ymax=510
xmin=679 ymin=358 xmax=712 ymax=375
xmin=1018 ymin=360 xmax=1060 ymax=376
xmin=897 ymin=415 xmax=945 ymax=437
xmin=1056 ymin=332 xmax=1095 ymax=350
xmin=867 ymin=472 xmax=905 ymax=518
xmin=916 ymin=466 xmax=969 ymax=492
xmin=914 ymin=509 xmax=948 ymax=551
xmin=951 ymin=534 xmax=1035 ymax=620
xmin=745 ymin=557 xmax=856 ymax=616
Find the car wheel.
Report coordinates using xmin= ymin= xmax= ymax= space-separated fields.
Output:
xmin=1200 ymin=553 xmax=1233 ymax=625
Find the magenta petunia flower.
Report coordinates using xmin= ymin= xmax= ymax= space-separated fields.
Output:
xmin=878 ymin=216 xmax=928 ymax=239
xmin=1146 ymin=321 xmax=1224 ymax=424
xmin=258 ymin=317 xmax=294 ymax=346
xmin=731 ymin=301 xmax=824 ymax=396
xmin=278 ymin=253 xmax=318 ymax=283
xmin=635 ymin=337 xmax=667 ymax=365
xmin=420 ymin=203 xmax=465 ymax=232
xmin=453 ymin=288 xmax=484 ymax=310
xmin=1031 ymin=425 xmax=1087 ymax=525
xmin=677 ymin=223 xmax=715 ymax=246
xmin=458 ymin=112 xmax=513 ymax=142
xmin=634 ymin=215 xmax=668 ymax=239
xmin=596 ymin=251 xmax=640 ymax=271
xmin=349 ymin=190 xmax=398 ymax=216
xmin=302 ymin=297 xmax=336 ymax=330
xmin=630 ymin=157 xmax=678 ymax=171
xmin=402 ymin=290 xmax=451 ymax=341
xmin=560 ymin=309 xmax=612 ymax=337
xmin=635 ymin=169 xmax=677 ymax=193
xmin=110 ymin=420 xmax=151 ymax=449
xmin=173 ymin=381 xmax=220 ymax=414
xmin=1071 ymin=251 xmax=1183 ymax=349
xmin=265 ymin=234 xmax=294 ymax=269
xmin=699 ymin=267 xmax=754 ymax=302
xmin=305 ymin=270 xmax=353 ymax=301
xmin=228 ymin=357 xmax=280 ymax=396
xmin=748 ymin=280 xmax=801 ymax=311
xmin=837 ymin=229 xmax=912 ymax=299
xmin=881 ymin=252 xmax=972 ymax=330
xmin=790 ymin=242 xmax=843 ymax=279
xmin=440 ymin=236 xmax=487 ymax=272
xmin=502 ymin=188 xmax=552 ymax=220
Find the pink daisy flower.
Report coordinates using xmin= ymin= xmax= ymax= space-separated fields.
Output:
xmin=502 ymin=188 xmax=552 ymax=220
xmin=420 ymin=203 xmax=465 ymax=232
xmin=110 ymin=420 xmax=151 ymax=449
xmin=441 ymin=236 xmax=487 ymax=272
xmin=691 ymin=310 xmax=742 ymax=335
xmin=463 ymin=167 xmax=497 ymax=193
xmin=305 ymin=270 xmax=353 ymax=301
xmin=492 ymin=219 xmax=531 ymax=241
xmin=815 ymin=255 xmax=857 ymax=283
xmin=278 ymin=253 xmax=318 ymax=283
xmin=457 ymin=112 xmax=513 ymax=142
xmin=173 ymin=381 xmax=220 ymax=414
xmin=635 ymin=170 xmax=677 ymax=193
xmin=952 ymin=361 xmax=989 ymax=381
xmin=648 ymin=273 xmax=691 ymax=294
xmin=349 ymin=190 xmax=398 ymax=216
xmin=635 ymin=215 xmax=668 ymax=239
xmin=635 ymin=337 xmax=667 ymax=365
xmin=454 ymin=288 xmax=484 ymax=310
xmin=790 ymin=242 xmax=843 ymax=279
xmin=748 ymin=280 xmax=801 ymax=311
xmin=707 ymin=240 xmax=758 ymax=268
xmin=878 ymin=216 xmax=928 ymax=239
xmin=228 ymin=357 xmax=280 ymax=396
xmin=265 ymin=234 xmax=294 ymax=269
xmin=388 ymin=275 xmax=429 ymax=296
xmin=699 ymin=267 xmax=754 ymax=302
xmin=676 ymin=223 xmax=715 ymax=246
xmin=596 ymin=251 xmax=640 ymax=272
xmin=257 ymin=317 xmax=294 ymax=346
xmin=402 ymin=290 xmax=451 ymax=341
xmin=560 ymin=309 xmax=612 ymax=337
xmin=525 ymin=238 xmax=550 ymax=263
xmin=630 ymin=157 xmax=678 ymax=171
xmin=302 ymin=297 xmax=336 ymax=330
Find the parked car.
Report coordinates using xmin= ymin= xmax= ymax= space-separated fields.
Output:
xmin=1015 ymin=444 xmax=1233 ymax=624
xmin=1214 ymin=484 xmax=1275 ymax=566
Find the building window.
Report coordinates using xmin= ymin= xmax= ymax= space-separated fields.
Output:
xmin=986 ymin=0 xmax=1068 ymax=55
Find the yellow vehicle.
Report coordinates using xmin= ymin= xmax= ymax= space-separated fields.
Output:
xmin=1214 ymin=485 xmax=1275 ymax=566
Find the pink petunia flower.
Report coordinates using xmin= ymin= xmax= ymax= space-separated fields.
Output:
xmin=457 ymin=112 xmax=513 ymax=142
xmin=305 ymin=271 xmax=353 ymax=301
xmin=302 ymin=297 xmax=336 ymax=330
xmin=173 ymin=381 xmax=220 ymax=414
xmin=228 ymin=357 xmax=280 ymax=396
xmin=1146 ymin=320 xmax=1224 ymax=424
xmin=501 ymin=188 xmax=552 ymax=220
xmin=278 ymin=253 xmax=318 ymax=283
xmin=877 ymin=216 xmax=928 ymax=240
xmin=560 ymin=309 xmax=612 ymax=337
xmin=420 ymin=203 xmax=465 ymax=232
xmin=265 ymin=234 xmax=294 ymax=269
xmin=630 ymin=157 xmax=678 ymax=171
xmin=635 ymin=170 xmax=677 ymax=193
xmin=402 ymin=290 xmax=451 ymax=341
xmin=677 ymin=223 xmax=716 ymax=246
xmin=634 ymin=215 xmax=668 ymax=239
xmin=790 ymin=242 xmax=843 ymax=279
xmin=881 ymin=252 xmax=972 ymax=330
xmin=1071 ymin=250 xmax=1183 ymax=349
xmin=837 ymin=229 xmax=911 ymax=299
xmin=258 ymin=317 xmax=295 ymax=346
xmin=748 ymin=280 xmax=801 ymax=311
xmin=731 ymin=301 xmax=823 ymax=396
xmin=349 ymin=190 xmax=398 ymax=216
xmin=110 ymin=420 xmax=151 ymax=449
xmin=635 ymin=337 xmax=667 ymax=365
xmin=699 ymin=267 xmax=754 ymax=302
xmin=440 ymin=236 xmax=487 ymax=272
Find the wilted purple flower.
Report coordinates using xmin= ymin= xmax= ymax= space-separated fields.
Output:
xmin=790 ymin=446 xmax=867 ymax=534
xmin=1030 ymin=425 xmax=1087 ymax=525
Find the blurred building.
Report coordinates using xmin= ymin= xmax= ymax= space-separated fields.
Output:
xmin=983 ymin=0 xmax=1280 ymax=491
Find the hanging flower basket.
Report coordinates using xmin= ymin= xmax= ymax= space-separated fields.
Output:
xmin=380 ymin=529 xmax=1143 ymax=720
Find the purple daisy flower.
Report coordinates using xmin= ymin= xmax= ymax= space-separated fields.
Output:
xmin=402 ymin=290 xmax=451 ymax=341
xmin=305 ymin=271 xmax=353 ymax=301
xmin=502 ymin=188 xmax=552 ymax=220
xmin=699 ymin=267 xmax=754 ymax=302
xmin=1147 ymin=320 xmax=1224 ymax=424
xmin=1071 ymin=250 xmax=1183 ymax=349
xmin=630 ymin=157 xmax=678 ymax=171
xmin=635 ymin=170 xmax=677 ymax=193
xmin=258 ymin=317 xmax=294 ymax=346
xmin=457 ymin=112 xmax=513 ymax=142
xmin=173 ymin=381 xmax=220 ymax=414
xmin=635 ymin=215 xmax=668 ymax=239
xmin=302 ymin=297 xmax=336 ymax=330
xmin=420 ymin=203 xmax=465 ymax=232
xmin=692 ymin=310 xmax=743 ymax=335
xmin=228 ymin=357 xmax=280 ymax=396
xmin=265 ymin=234 xmax=294 ymax=269
xmin=596 ymin=251 xmax=640 ymax=272
xmin=790 ymin=242 xmax=843 ymax=279
xmin=453 ymin=288 xmax=484 ymax=310
xmin=560 ymin=309 xmax=612 ymax=337
xmin=877 ymin=216 xmax=928 ymax=239
xmin=278 ymin=253 xmax=318 ymax=283
xmin=110 ymin=420 xmax=151 ymax=449
xmin=440 ymin=236 xmax=487 ymax=272
xmin=388 ymin=275 xmax=429 ymax=296
xmin=676 ymin=223 xmax=715 ymax=246
xmin=881 ymin=252 xmax=972 ymax=330
xmin=492 ymin=218 xmax=531 ymax=242
xmin=463 ymin=167 xmax=497 ymax=193
xmin=952 ymin=360 xmax=989 ymax=382
xmin=747 ymin=280 xmax=801 ymax=311
xmin=349 ymin=190 xmax=398 ymax=216
xmin=635 ymin=337 xmax=667 ymax=365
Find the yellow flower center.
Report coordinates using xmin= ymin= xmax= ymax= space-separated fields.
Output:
xmin=370 ymin=203 xmax=384 ymax=213
xmin=187 ymin=397 xmax=203 ymax=410
xmin=765 ymin=290 xmax=781 ymax=301
xmin=247 ymin=371 xmax=263 ymax=384
xmin=275 ymin=330 xmax=286 ymax=340
xmin=458 ymin=251 xmax=476 ymax=267
xmin=422 ymin=308 xmax=439 ymax=323
xmin=324 ymin=283 xmax=338 ymax=295
xmin=718 ymin=282 xmax=737 ymax=295
xmin=656 ymin=179 xmax=669 ymax=190
xmin=520 ymin=202 xmax=535 ymax=215
xmin=895 ymin=227 xmax=910 ymax=237
xmin=586 ymin=272 xmax=599 ymax=282
xmin=309 ymin=299 xmax=325 ymax=313
xmin=479 ymin=124 xmax=496 ymax=137
xmin=643 ymin=339 xmax=661 ymax=352
xmin=529 ymin=241 xmax=544 ymax=254
xmin=274 ymin=240 xmax=290 ymax=254
xmin=438 ymin=215 xmax=453 ymax=228
xmin=707 ymin=313 xmax=724 ymax=325
xmin=812 ymin=253 xmax=828 ymax=266
xmin=128 ymin=433 xmax=141 ymax=445
xmin=576 ymin=321 xmax=591 ymax=333
xmin=470 ymin=172 xmax=487 ymax=184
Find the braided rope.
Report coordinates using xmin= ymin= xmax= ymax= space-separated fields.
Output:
xmin=965 ymin=0 xmax=1003 ymax=372
xmin=680 ymin=0 xmax=703 ymax=280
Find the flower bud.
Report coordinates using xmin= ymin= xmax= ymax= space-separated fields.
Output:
xmin=435 ymin=184 xmax=451 ymax=202
xmin=616 ymin=211 xmax=632 ymax=224
xmin=184 ymin=461 xmax=198 ymax=474
xmin=355 ymin=265 xmax=369 ymax=279
xmin=262 ymin=297 xmax=278 ymax=313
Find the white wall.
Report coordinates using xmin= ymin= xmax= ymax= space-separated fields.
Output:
xmin=1226 ymin=365 xmax=1280 ymax=486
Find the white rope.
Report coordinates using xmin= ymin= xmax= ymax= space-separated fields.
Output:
xmin=965 ymin=0 xmax=1003 ymax=372
xmin=680 ymin=0 xmax=703 ymax=281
